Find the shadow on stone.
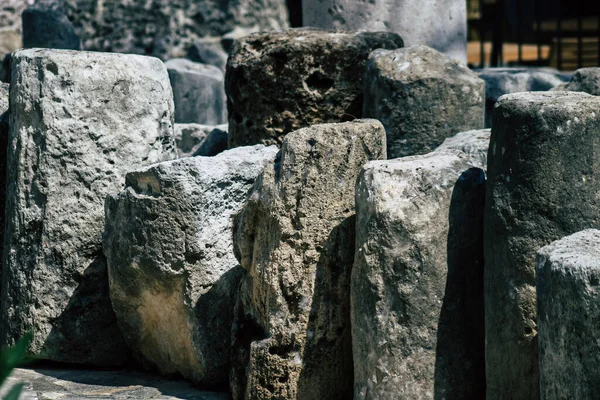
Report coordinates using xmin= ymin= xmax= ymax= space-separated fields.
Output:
xmin=43 ymin=253 xmax=131 ymax=366
xmin=296 ymin=215 xmax=355 ymax=400
xmin=434 ymin=168 xmax=486 ymax=399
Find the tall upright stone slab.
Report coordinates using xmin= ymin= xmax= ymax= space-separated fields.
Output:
xmin=536 ymin=229 xmax=600 ymax=400
xmin=352 ymin=133 xmax=488 ymax=399
xmin=226 ymin=29 xmax=403 ymax=148
xmin=302 ymin=0 xmax=467 ymax=63
xmin=363 ymin=45 xmax=485 ymax=159
xmin=0 ymin=83 xmax=8 ymax=264
xmin=104 ymin=145 xmax=277 ymax=386
xmin=166 ymin=59 xmax=227 ymax=125
xmin=231 ymin=120 xmax=386 ymax=399
xmin=484 ymin=92 xmax=600 ymax=400
xmin=1 ymin=49 xmax=177 ymax=365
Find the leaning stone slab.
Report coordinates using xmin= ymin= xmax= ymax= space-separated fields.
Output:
xmin=302 ymin=0 xmax=467 ymax=63
xmin=536 ymin=229 xmax=600 ymax=400
xmin=231 ymin=120 xmax=386 ymax=399
xmin=1 ymin=49 xmax=177 ymax=365
xmin=226 ymin=29 xmax=403 ymax=147
xmin=353 ymin=145 xmax=487 ymax=399
xmin=174 ymin=123 xmax=228 ymax=158
xmin=484 ymin=91 xmax=600 ymax=400
xmin=477 ymin=68 xmax=569 ymax=127
xmin=104 ymin=145 xmax=277 ymax=386
xmin=363 ymin=45 xmax=485 ymax=159
xmin=552 ymin=67 xmax=600 ymax=96
xmin=166 ymin=58 xmax=227 ymax=125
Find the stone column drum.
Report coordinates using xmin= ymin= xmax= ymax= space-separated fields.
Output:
xmin=1 ymin=49 xmax=177 ymax=365
xmin=484 ymin=91 xmax=600 ymax=400
xmin=537 ymin=229 xmax=600 ymax=400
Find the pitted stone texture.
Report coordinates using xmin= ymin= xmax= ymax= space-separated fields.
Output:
xmin=552 ymin=68 xmax=600 ymax=96
xmin=363 ymin=45 xmax=484 ymax=159
xmin=477 ymin=68 xmax=569 ymax=127
xmin=104 ymin=145 xmax=277 ymax=386
xmin=174 ymin=123 xmax=228 ymax=158
xmin=231 ymin=120 xmax=386 ymax=399
xmin=484 ymin=91 xmax=600 ymax=400
xmin=22 ymin=0 xmax=80 ymax=50
xmin=536 ymin=229 xmax=600 ymax=400
xmin=1 ymin=49 xmax=176 ymax=365
xmin=166 ymin=59 xmax=227 ymax=125
xmin=58 ymin=0 xmax=288 ymax=60
xmin=226 ymin=29 xmax=403 ymax=148
xmin=353 ymin=149 xmax=486 ymax=400
xmin=435 ymin=129 xmax=491 ymax=169
xmin=302 ymin=0 xmax=467 ymax=63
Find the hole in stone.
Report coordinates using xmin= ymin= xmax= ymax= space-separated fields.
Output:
xmin=232 ymin=113 xmax=243 ymax=124
xmin=46 ymin=61 xmax=58 ymax=75
xmin=245 ymin=119 xmax=254 ymax=128
xmin=591 ymin=275 xmax=599 ymax=286
xmin=308 ymin=138 xmax=317 ymax=147
xmin=524 ymin=327 xmax=533 ymax=335
xmin=305 ymin=71 xmax=334 ymax=94
xmin=271 ymin=51 xmax=288 ymax=75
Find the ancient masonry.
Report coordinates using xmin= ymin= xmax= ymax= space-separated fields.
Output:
xmin=0 ymin=1 xmax=600 ymax=399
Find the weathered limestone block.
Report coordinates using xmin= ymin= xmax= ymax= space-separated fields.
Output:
xmin=104 ymin=145 xmax=278 ymax=386
xmin=302 ymin=0 xmax=467 ymax=63
xmin=174 ymin=123 xmax=228 ymax=158
xmin=166 ymin=58 xmax=227 ymax=125
xmin=363 ymin=45 xmax=485 ymax=159
xmin=226 ymin=29 xmax=403 ymax=147
xmin=1 ymin=49 xmax=177 ymax=365
xmin=22 ymin=0 xmax=80 ymax=50
xmin=536 ymin=229 xmax=600 ymax=400
xmin=353 ymin=143 xmax=487 ymax=399
xmin=552 ymin=67 xmax=600 ymax=96
xmin=231 ymin=120 xmax=387 ymax=399
xmin=477 ymin=68 xmax=569 ymax=127
xmin=186 ymin=37 xmax=228 ymax=71
xmin=484 ymin=92 xmax=600 ymax=400
xmin=58 ymin=0 xmax=289 ymax=59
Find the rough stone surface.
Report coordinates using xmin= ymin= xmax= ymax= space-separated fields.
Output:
xmin=104 ymin=145 xmax=277 ymax=387
xmin=1 ymin=367 xmax=230 ymax=399
xmin=0 ymin=83 xmax=8 ymax=265
xmin=22 ymin=0 xmax=80 ymax=50
xmin=58 ymin=0 xmax=289 ymax=60
xmin=166 ymin=58 xmax=227 ymax=125
xmin=484 ymin=91 xmax=600 ymax=400
xmin=226 ymin=29 xmax=404 ymax=148
xmin=536 ymin=229 xmax=600 ymax=400
xmin=552 ymin=68 xmax=600 ymax=96
xmin=231 ymin=120 xmax=387 ymax=399
xmin=174 ymin=123 xmax=228 ymax=158
xmin=363 ymin=45 xmax=485 ymax=159
xmin=1 ymin=49 xmax=177 ymax=365
xmin=435 ymin=129 xmax=491 ymax=169
xmin=0 ymin=0 xmax=28 ymax=55
xmin=302 ymin=0 xmax=467 ymax=63
xmin=353 ymin=146 xmax=487 ymax=399
xmin=187 ymin=37 xmax=229 ymax=71
xmin=477 ymin=68 xmax=569 ymax=128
